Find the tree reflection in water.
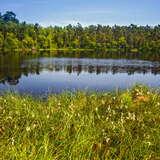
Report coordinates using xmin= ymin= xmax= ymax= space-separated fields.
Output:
xmin=0 ymin=52 xmax=160 ymax=86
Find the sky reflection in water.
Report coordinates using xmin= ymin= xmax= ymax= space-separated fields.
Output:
xmin=0 ymin=56 xmax=160 ymax=95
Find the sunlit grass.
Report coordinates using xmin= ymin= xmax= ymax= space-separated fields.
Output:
xmin=0 ymin=85 xmax=160 ymax=159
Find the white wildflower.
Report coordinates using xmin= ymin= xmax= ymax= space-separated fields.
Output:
xmin=107 ymin=106 xmax=111 ymax=111
xmin=47 ymin=115 xmax=50 ymax=119
xmin=26 ymin=126 xmax=31 ymax=132
xmin=105 ymin=137 xmax=110 ymax=143
xmin=147 ymin=91 xmax=150 ymax=95
xmin=32 ymin=124 xmax=36 ymax=129
xmin=128 ymin=112 xmax=136 ymax=121
xmin=7 ymin=116 xmax=12 ymax=120
xmin=77 ymin=113 xmax=81 ymax=118
xmin=106 ymin=117 xmax=109 ymax=121
xmin=51 ymin=127 xmax=55 ymax=131
xmin=145 ymin=141 xmax=152 ymax=146
xmin=11 ymin=137 xmax=15 ymax=145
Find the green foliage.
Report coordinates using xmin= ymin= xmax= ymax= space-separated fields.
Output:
xmin=120 ymin=91 xmax=132 ymax=107
xmin=22 ymin=35 xmax=35 ymax=49
xmin=0 ymin=11 xmax=160 ymax=55
xmin=4 ymin=33 xmax=19 ymax=50
xmin=0 ymin=86 xmax=160 ymax=159
xmin=1 ymin=11 xmax=19 ymax=23
xmin=0 ymin=32 xmax=3 ymax=48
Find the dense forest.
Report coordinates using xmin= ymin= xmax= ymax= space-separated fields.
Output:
xmin=0 ymin=11 xmax=160 ymax=54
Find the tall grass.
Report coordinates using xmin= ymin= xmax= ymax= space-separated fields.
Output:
xmin=0 ymin=86 xmax=160 ymax=159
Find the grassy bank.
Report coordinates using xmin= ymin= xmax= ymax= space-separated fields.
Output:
xmin=0 ymin=86 xmax=160 ymax=159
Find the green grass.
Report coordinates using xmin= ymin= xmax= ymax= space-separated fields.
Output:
xmin=0 ymin=86 xmax=160 ymax=159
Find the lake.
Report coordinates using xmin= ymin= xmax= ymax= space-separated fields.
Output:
xmin=0 ymin=52 xmax=160 ymax=95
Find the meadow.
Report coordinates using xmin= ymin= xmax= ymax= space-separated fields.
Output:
xmin=0 ymin=85 xmax=160 ymax=159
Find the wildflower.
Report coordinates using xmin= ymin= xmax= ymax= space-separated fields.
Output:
xmin=7 ymin=116 xmax=12 ymax=120
xmin=69 ymin=103 xmax=75 ymax=112
xmin=69 ymin=103 xmax=74 ymax=108
xmin=146 ymin=134 xmax=150 ymax=139
xmin=26 ymin=126 xmax=31 ymax=132
xmin=157 ymin=102 xmax=160 ymax=106
xmin=145 ymin=141 xmax=152 ymax=146
xmin=127 ymin=112 xmax=136 ymax=121
xmin=106 ymin=117 xmax=109 ymax=121
xmin=32 ymin=124 xmax=37 ymax=129
xmin=47 ymin=115 xmax=50 ymax=119
xmin=14 ymin=125 xmax=17 ymax=129
xmin=2 ymin=109 xmax=5 ymax=114
xmin=147 ymin=91 xmax=150 ymax=95
xmin=51 ymin=127 xmax=54 ymax=131
xmin=120 ymin=117 xmax=125 ymax=124
xmin=107 ymin=106 xmax=111 ymax=111
xmin=105 ymin=137 xmax=110 ymax=143
xmin=11 ymin=137 xmax=15 ymax=145
xmin=77 ymin=113 xmax=81 ymax=118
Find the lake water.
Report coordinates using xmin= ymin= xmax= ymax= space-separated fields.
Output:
xmin=0 ymin=53 xmax=160 ymax=95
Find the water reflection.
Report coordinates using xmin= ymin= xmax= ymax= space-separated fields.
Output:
xmin=23 ymin=58 xmax=160 ymax=74
xmin=0 ymin=54 xmax=160 ymax=94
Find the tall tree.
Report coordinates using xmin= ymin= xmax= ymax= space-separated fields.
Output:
xmin=2 ymin=11 xmax=19 ymax=23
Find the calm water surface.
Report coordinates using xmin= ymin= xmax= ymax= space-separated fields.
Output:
xmin=0 ymin=53 xmax=160 ymax=95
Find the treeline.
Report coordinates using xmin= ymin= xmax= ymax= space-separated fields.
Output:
xmin=0 ymin=11 xmax=160 ymax=53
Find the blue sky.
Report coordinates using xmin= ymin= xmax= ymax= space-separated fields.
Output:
xmin=0 ymin=0 xmax=160 ymax=26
